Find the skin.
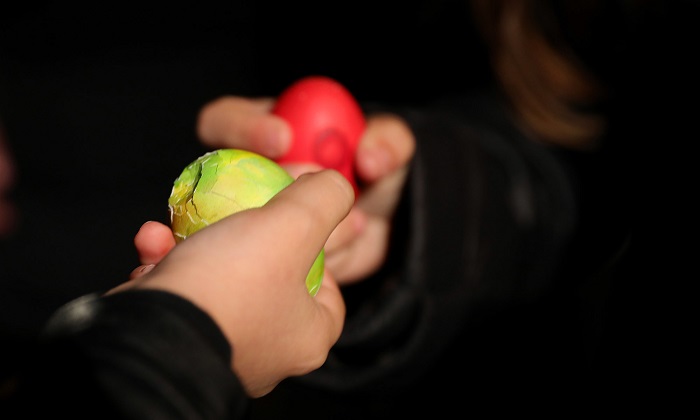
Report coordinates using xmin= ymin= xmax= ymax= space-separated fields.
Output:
xmin=116 ymin=170 xmax=352 ymax=397
xmin=133 ymin=96 xmax=416 ymax=285
xmin=4 ymin=107 xmax=352 ymax=399
xmin=123 ymin=95 xmax=415 ymax=398
xmin=0 ymin=77 xmax=411 ymax=404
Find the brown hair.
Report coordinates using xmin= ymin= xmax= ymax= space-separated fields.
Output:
xmin=471 ymin=0 xmax=606 ymax=149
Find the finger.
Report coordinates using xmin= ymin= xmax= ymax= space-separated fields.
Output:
xmin=196 ymin=96 xmax=291 ymax=158
xmin=357 ymin=162 xmax=410 ymax=216
xmin=134 ymin=221 xmax=177 ymax=265
xmin=260 ymin=170 xmax=355 ymax=262
xmin=180 ymin=170 xmax=355 ymax=283
xmin=356 ymin=113 xmax=415 ymax=182
xmin=106 ymin=264 xmax=153 ymax=295
xmin=324 ymin=207 xmax=366 ymax=254
xmin=281 ymin=162 xmax=323 ymax=179
xmin=309 ymin=268 xmax=346 ymax=347
xmin=325 ymin=218 xmax=390 ymax=285
xmin=129 ymin=263 xmax=156 ymax=280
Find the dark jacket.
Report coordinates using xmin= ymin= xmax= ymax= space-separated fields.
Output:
xmin=248 ymin=92 xmax=608 ymax=418
xmin=6 ymin=291 xmax=247 ymax=419
xmin=6 ymin=92 xmax=603 ymax=419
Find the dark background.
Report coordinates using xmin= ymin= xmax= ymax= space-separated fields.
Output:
xmin=1 ymin=0 xmax=696 ymax=413
xmin=0 ymin=0 xmax=489 ymax=339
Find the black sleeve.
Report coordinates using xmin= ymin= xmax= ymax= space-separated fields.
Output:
xmin=6 ymin=290 xmax=248 ymax=420
xmin=293 ymin=92 xmax=579 ymax=393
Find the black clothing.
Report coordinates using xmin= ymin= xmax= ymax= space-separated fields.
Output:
xmin=1 ymin=1 xmax=695 ymax=418
xmin=4 ymin=93 xmax=598 ymax=419
xmin=5 ymin=290 xmax=246 ymax=419
xmin=249 ymin=93 xmax=606 ymax=418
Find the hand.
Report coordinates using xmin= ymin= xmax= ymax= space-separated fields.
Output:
xmin=197 ymin=96 xmax=415 ymax=284
xmin=114 ymin=170 xmax=351 ymax=397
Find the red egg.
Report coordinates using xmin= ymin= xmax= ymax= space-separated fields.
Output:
xmin=272 ymin=76 xmax=365 ymax=196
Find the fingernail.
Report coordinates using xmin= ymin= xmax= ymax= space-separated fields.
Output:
xmin=139 ymin=264 xmax=155 ymax=274
xmin=284 ymin=163 xmax=322 ymax=179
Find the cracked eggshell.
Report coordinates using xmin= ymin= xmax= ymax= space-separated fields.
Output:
xmin=168 ymin=148 xmax=324 ymax=295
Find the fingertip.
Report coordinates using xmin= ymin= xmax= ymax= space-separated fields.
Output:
xmin=135 ymin=221 xmax=169 ymax=240
xmin=325 ymin=169 xmax=356 ymax=209
xmin=356 ymin=146 xmax=392 ymax=181
xmin=259 ymin=117 xmax=292 ymax=158
xmin=195 ymin=97 xmax=225 ymax=145
xmin=134 ymin=221 xmax=176 ymax=265
xmin=295 ymin=169 xmax=354 ymax=204
xmin=138 ymin=220 xmax=158 ymax=229
xmin=283 ymin=163 xmax=323 ymax=179
xmin=356 ymin=114 xmax=415 ymax=182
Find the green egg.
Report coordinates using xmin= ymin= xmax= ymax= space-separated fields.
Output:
xmin=168 ymin=148 xmax=324 ymax=296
